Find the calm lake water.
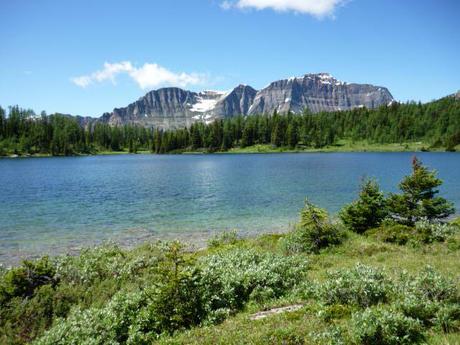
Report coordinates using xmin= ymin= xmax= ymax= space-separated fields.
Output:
xmin=1 ymin=152 xmax=459 ymax=265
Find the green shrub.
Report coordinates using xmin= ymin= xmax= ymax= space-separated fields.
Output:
xmin=0 ymin=285 xmax=56 ymax=344
xmin=397 ymin=267 xmax=459 ymax=326
xmin=310 ymin=326 xmax=346 ymax=345
xmin=316 ymin=264 xmax=392 ymax=308
xmin=450 ymin=217 xmax=460 ymax=228
xmin=0 ymin=256 xmax=56 ymax=306
xmin=401 ymin=267 xmax=459 ymax=303
xmin=283 ymin=200 xmax=345 ymax=253
xmin=35 ymin=241 xmax=205 ymax=344
xmin=317 ymin=304 xmax=353 ymax=322
xmin=35 ymin=244 xmax=309 ymax=344
xmin=414 ymin=218 xmax=457 ymax=243
xmin=199 ymin=248 xmax=308 ymax=314
xmin=54 ymin=243 xmax=156 ymax=285
xmin=433 ymin=304 xmax=460 ymax=333
xmin=397 ymin=294 xmax=441 ymax=327
xmin=340 ymin=179 xmax=388 ymax=234
xmin=351 ymin=306 xmax=425 ymax=345
xmin=34 ymin=290 xmax=145 ymax=345
xmin=369 ymin=223 xmax=415 ymax=245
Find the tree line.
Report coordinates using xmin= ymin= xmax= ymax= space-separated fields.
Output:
xmin=0 ymin=95 xmax=459 ymax=156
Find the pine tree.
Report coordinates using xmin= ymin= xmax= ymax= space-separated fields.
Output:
xmin=241 ymin=121 xmax=254 ymax=147
xmin=286 ymin=121 xmax=298 ymax=149
xmin=0 ymin=106 xmax=5 ymax=139
xmin=190 ymin=124 xmax=202 ymax=149
xmin=271 ymin=123 xmax=282 ymax=147
xmin=340 ymin=179 xmax=388 ymax=233
xmin=221 ymin=121 xmax=233 ymax=150
xmin=387 ymin=157 xmax=455 ymax=225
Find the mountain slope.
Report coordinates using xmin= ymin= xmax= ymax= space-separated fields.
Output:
xmin=98 ymin=73 xmax=394 ymax=129
xmin=248 ymin=73 xmax=393 ymax=115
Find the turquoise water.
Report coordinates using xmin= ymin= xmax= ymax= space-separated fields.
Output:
xmin=1 ymin=152 xmax=459 ymax=265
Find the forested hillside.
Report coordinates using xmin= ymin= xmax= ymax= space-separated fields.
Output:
xmin=0 ymin=95 xmax=459 ymax=156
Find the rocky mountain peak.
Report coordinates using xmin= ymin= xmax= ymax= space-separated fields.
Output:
xmin=98 ymin=73 xmax=394 ymax=129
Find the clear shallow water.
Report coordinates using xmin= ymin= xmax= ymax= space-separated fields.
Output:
xmin=1 ymin=152 xmax=459 ymax=265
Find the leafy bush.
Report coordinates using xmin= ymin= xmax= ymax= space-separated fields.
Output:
xmin=34 ymin=290 xmax=145 ymax=345
xmin=0 ymin=256 xmax=56 ymax=306
xmin=340 ymin=179 xmax=388 ymax=234
xmin=414 ymin=218 xmax=457 ymax=243
xmin=316 ymin=264 xmax=392 ymax=308
xmin=433 ymin=304 xmax=460 ymax=333
xmin=400 ymin=266 xmax=458 ymax=303
xmin=54 ymin=243 xmax=157 ymax=285
xmin=0 ymin=285 xmax=56 ymax=344
xmin=310 ymin=326 xmax=346 ymax=345
xmin=283 ymin=200 xmax=345 ymax=253
xmin=351 ymin=306 xmax=425 ymax=345
xmin=369 ymin=222 xmax=415 ymax=245
xmin=397 ymin=267 xmax=459 ymax=327
xmin=36 ymin=242 xmax=203 ymax=344
xmin=370 ymin=219 xmax=457 ymax=246
xmin=35 ymin=244 xmax=309 ymax=344
xmin=199 ymin=248 xmax=308 ymax=315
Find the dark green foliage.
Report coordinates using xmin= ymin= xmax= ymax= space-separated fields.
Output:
xmin=283 ymin=200 xmax=345 ymax=253
xmin=0 ymin=257 xmax=57 ymax=344
xmin=387 ymin=157 xmax=455 ymax=225
xmin=2 ymin=95 xmax=460 ymax=156
xmin=369 ymin=223 xmax=415 ymax=245
xmin=340 ymin=179 xmax=388 ymax=234
xmin=351 ymin=307 xmax=425 ymax=345
xmin=144 ymin=242 xmax=205 ymax=334
xmin=0 ymin=257 xmax=56 ymax=305
xmin=434 ymin=304 xmax=460 ymax=333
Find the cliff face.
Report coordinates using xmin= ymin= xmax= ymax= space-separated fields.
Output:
xmin=100 ymin=88 xmax=197 ymax=129
xmin=98 ymin=73 xmax=394 ymax=129
xmin=248 ymin=73 xmax=393 ymax=115
xmin=212 ymin=85 xmax=257 ymax=118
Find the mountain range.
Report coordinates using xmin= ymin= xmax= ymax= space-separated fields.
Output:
xmin=83 ymin=73 xmax=395 ymax=129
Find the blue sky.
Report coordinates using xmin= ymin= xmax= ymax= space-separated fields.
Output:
xmin=0 ymin=0 xmax=459 ymax=117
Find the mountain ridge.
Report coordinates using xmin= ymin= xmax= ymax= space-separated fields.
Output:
xmin=97 ymin=73 xmax=394 ymax=129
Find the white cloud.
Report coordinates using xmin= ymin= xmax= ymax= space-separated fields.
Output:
xmin=220 ymin=1 xmax=232 ymax=10
xmin=221 ymin=0 xmax=347 ymax=17
xmin=71 ymin=61 xmax=206 ymax=89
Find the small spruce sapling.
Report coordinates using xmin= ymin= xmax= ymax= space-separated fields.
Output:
xmin=340 ymin=178 xmax=388 ymax=234
xmin=387 ymin=157 xmax=454 ymax=226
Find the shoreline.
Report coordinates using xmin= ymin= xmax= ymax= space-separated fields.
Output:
xmin=3 ymin=214 xmax=459 ymax=268
xmin=0 ymin=227 xmax=290 ymax=268
xmin=1 ymin=142 xmax=457 ymax=159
